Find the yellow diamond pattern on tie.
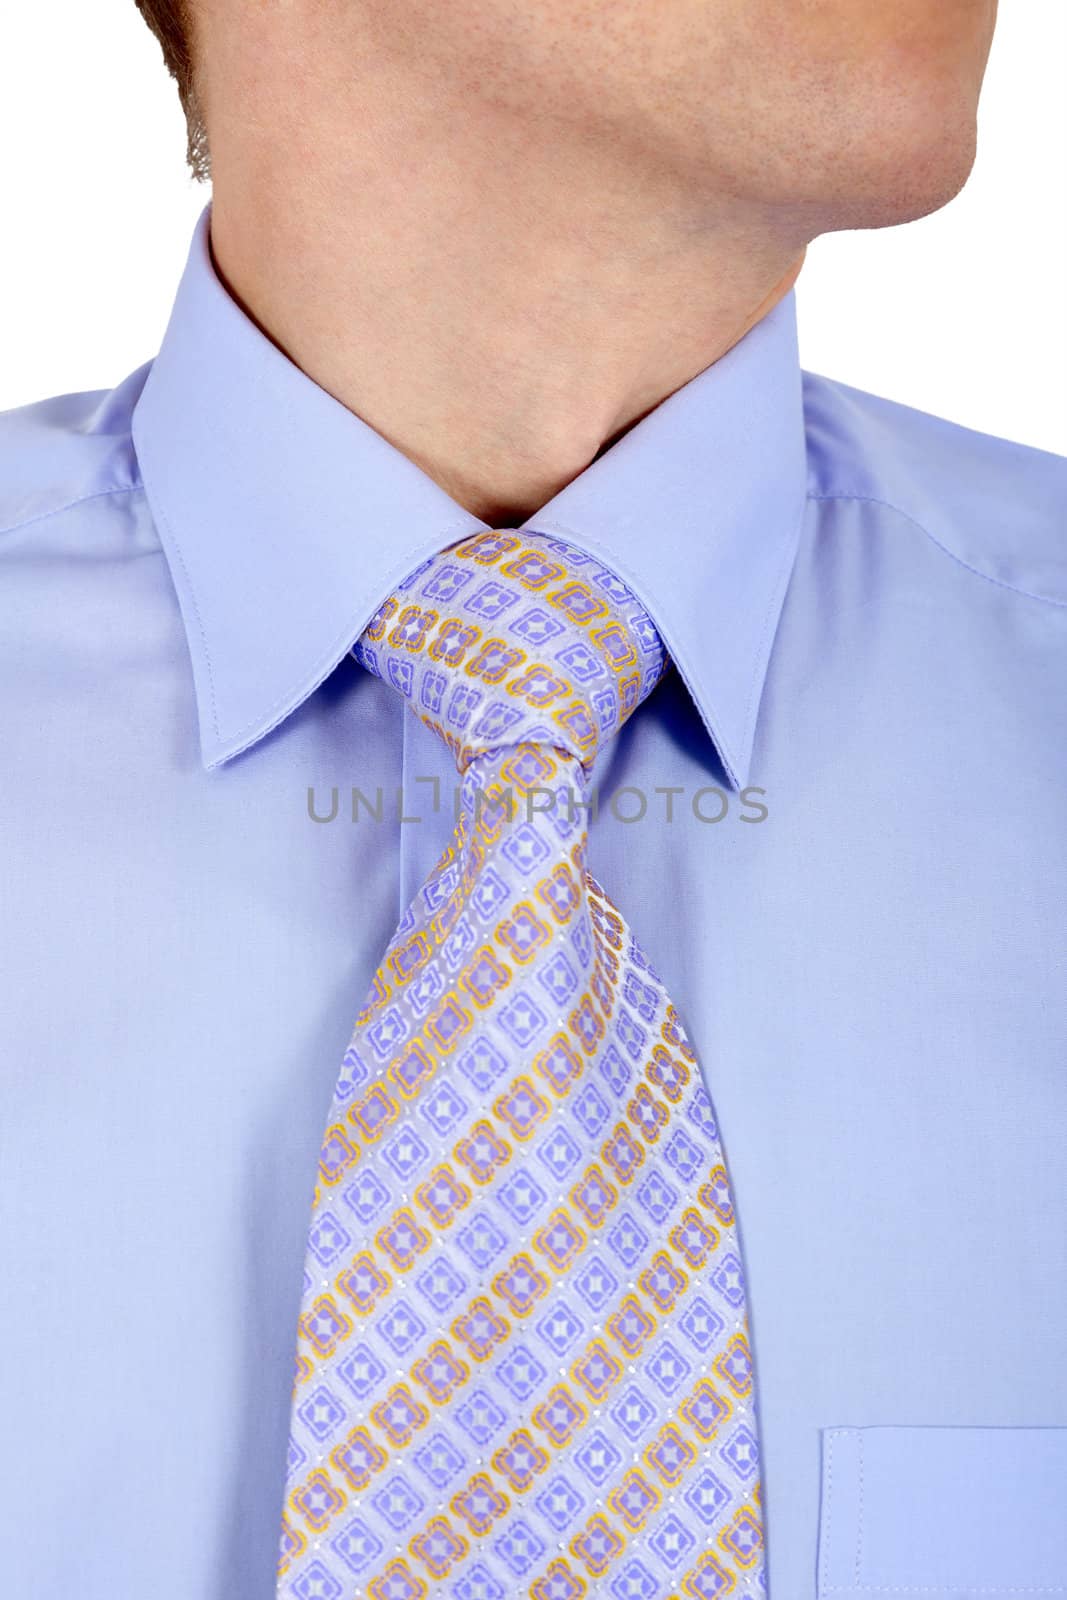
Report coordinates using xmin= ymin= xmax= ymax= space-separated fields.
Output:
xmin=276 ymin=530 xmax=765 ymax=1600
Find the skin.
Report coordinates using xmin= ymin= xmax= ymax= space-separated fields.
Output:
xmin=194 ymin=0 xmax=997 ymax=525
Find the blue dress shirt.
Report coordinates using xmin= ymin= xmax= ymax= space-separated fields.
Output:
xmin=2 ymin=207 xmax=1065 ymax=1599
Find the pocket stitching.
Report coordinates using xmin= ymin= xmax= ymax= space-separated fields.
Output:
xmin=820 ymin=1428 xmax=836 ymax=1596
xmin=822 ymin=1426 xmax=1067 ymax=1596
xmin=855 ymin=1427 xmax=865 ymax=1586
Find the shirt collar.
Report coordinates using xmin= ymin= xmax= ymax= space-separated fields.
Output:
xmin=133 ymin=206 xmax=807 ymax=786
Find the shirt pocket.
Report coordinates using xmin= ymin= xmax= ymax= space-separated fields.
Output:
xmin=817 ymin=1425 xmax=1067 ymax=1599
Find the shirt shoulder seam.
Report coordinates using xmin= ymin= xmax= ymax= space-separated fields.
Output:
xmin=0 ymin=481 xmax=143 ymax=542
xmin=808 ymin=489 xmax=1067 ymax=611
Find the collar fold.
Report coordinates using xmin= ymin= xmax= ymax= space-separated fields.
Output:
xmin=133 ymin=207 xmax=807 ymax=784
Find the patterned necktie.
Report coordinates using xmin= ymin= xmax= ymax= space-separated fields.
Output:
xmin=276 ymin=529 xmax=765 ymax=1600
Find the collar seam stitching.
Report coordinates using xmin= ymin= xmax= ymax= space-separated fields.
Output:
xmin=140 ymin=468 xmax=223 ymax=743
xmin=738 ymin=494 xmax=808 ymax=766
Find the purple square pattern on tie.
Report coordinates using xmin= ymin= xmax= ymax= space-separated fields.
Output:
xmin=276 ymin=530 xmax=765 ymax=1600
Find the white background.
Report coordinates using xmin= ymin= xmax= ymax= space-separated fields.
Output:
xmin=1 ymin=0 xmax=1065 ymax=454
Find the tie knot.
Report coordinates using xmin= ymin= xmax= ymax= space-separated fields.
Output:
xmin=353 ymin=529 xmax=667 ymax=770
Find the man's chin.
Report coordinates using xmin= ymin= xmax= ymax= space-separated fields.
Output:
xmin=806 ymin=101 xmax=981 ymax=234
xmin=863 ymin=127 xmax=978 ymax=231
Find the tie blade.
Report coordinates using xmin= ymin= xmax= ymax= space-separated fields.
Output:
xmin=280 ymin=533 xmax=763 ymax=1598
xmin=278 ymin=844 xmax=764 ymax=1599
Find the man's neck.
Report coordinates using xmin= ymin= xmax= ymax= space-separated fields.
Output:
xmin=203 ymin=22 xmax=806 ymax=526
